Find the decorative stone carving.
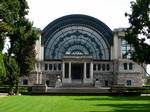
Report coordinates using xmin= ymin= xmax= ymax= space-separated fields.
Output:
xmin=95 ymin=79 xmax=101 ymax=88
xmin=55 ymin=76 xmax=62 ymax=88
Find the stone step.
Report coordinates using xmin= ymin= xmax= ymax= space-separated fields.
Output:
xmin=62 ymin=83 xmax=93 ymax=88
xmin=46 ymin=87 xmax=111 ymax=93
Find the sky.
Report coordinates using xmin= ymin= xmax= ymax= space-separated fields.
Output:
xmin=26 ymin=0 xmax=133 ymax=30
xmin=26 ymin=0 xmax=150 ymax=74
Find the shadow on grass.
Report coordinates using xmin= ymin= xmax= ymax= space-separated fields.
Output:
xmin=87 ymin=111 xmax=150 ymax=112
xmin=86 ymin=104 xmax=150 ymax=112
xmin=73 ymin=96 xmax=150 ymax=112
xmin=73 ymin=96 xmax=150 ymax=101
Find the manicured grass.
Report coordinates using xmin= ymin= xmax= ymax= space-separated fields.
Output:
xmin=0 ymin=95 xmax=150 ymax=112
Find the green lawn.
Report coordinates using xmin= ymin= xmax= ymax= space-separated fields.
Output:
xmin=0 ymin=95 xmax=150 ymax=112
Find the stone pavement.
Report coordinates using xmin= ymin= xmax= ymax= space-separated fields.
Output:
xmin=0 ymin=93 xmax=8 ymax=97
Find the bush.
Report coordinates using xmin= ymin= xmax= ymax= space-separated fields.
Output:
xmin=111 ymin=86 xmax=150 ymax=94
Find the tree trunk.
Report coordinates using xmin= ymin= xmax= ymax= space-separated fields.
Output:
xmin=15 ymin=78 xmax=19 ymax=95
xmin=9 ymin=85 xmax=15 ymax=95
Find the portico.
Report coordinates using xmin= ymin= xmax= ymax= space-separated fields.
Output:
xmin=62 ymin=55 xmax=93 ymax=84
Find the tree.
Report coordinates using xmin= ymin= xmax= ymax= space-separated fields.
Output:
xmin=0 ymin=52 xmax=6 ymax=84
xmin=0 ymin=0 xmax=39 ymax=94
xmin=146 ymin=76 xmax=150 ymax=85
xmin=9 ymin=19 xmax=39 ymax=94
xmin=125 ymin=0 xmax=150 ymax=64
xmin=0 ymin=0 xmax=20 ymax=51
xmin=4 ymin=56 xmax=19 ymax=95
xmin=0 ymin=0 xmax=20 ymax=84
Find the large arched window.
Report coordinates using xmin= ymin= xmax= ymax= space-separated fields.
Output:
xmin=43 ymin=15 xmax=113 ymax=60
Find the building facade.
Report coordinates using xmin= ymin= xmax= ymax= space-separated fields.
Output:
xmin=21 ymin=14 xmax=145 ymax=87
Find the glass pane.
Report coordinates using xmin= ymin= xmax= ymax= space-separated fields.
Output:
xmin=102 ymin=64 xmax=105 ymax=71
xmin=124 ymin=63 xmax=127 ymax=70
xmin=45 ymin=64 xmax=48 ymax=70
xmin=49 ymin=64 xmax=52 ymax=70
xmin=65 ymin=63 xmax=69 ymax=78
xmin=98 ymin=64 xmax=101 ymax=71
xmin=129 ymin=63 xmax=133 ymax=70
xmin=54 ymin=64 xmax=57 ymax=70
xmin=58 ymin=64 xmax=61 ymax=70
xmin=127 ymin=80 xmax=131 ymax=86
xmin=107 ymin=64 xmax=110 ymax=71
xmin=93 ymin=64 xmax=96 ymax=71
xmin=86 ymin=63 xmax=90 ymax=78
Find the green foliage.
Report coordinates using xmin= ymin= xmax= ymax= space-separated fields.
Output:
xmin=0 ymin=0 xmax=20 ymax=22
xmin=0 ymin=21 xmax=11 ymax=33
xmin=146 ymin=76 xmax=150 ymax=84
xmin=0 ymin=0 xmax=39 ymax=94
xmin=125 ymin=0 xmax=150 ymax=63
xmin=0 ymin=21 xmax=11 ymax=51
xmin=0 ymin=0 xmax=20 ymax=48
xmin=4 ymin=56 xmax=20 ymax=95
xmin=9 ymin=19 xmax=39 ymax=76
xmin=0 ymin=52 xmax=6 ymax=81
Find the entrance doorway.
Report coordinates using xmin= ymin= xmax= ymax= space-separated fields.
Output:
xmin=71 ymin=63 xmax=83 ymax=80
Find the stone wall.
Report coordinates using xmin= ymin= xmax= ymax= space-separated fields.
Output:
xmin=20 ymin=59 xmax=145 ymax=87
xmin=116 ymin=73 xmax=143 ymax=87
xmin=93 ymin=73 xmax=113 ymax=87
xmin=115 ymin=59 xmax=144 ymax=87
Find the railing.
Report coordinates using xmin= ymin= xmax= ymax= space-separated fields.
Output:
xmin=93 ymin=61 xmax=113 ymax=72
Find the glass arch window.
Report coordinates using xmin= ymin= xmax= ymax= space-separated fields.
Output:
xmin=45 ymin=25 xmax=110 ymax=60
xmin=43 ymin=15 xmax=113 ymax=60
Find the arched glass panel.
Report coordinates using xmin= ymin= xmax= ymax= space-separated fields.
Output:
xmin=43 ymin=15 xmax=113 ymax=60
xmin=44 ymin=25 xmax=110 ymax=60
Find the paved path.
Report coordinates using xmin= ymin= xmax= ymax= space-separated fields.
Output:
xmin=141 ymin=94 xmax=150 ymax=96
xmin=0 ymin=93 xmax=8 ymax=97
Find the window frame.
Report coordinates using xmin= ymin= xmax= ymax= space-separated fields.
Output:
xmin=129 ymin=63 xmax=133 ymax=70
xmin=126 ymin=80 xmax=132 ymax=86
xmin=123 ymin=63 xmax=128 ymax=70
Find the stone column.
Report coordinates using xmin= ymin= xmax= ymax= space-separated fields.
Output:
xmin=52 ymin=63 xmax=54 ymax=71
xmin=113 ymin=33 xmax=119 ymax=59
xmin=47 ymin=63 xmax=49 ymax=71
xmin=84 ymin=62 xmax=87 ymax=83
xmin=36 ymin=72 xmax=39 ymax=84
xmin=39 ymin=63 xmax=42 ymax=84
xmin=62 ymin=62 xmax=65 ymax=78
xmin=90 ymin=62 xmax=93 ymax=81
xmin=39 ymin=72 xmax=42 ymax=84
xmin=36 ymin=63 xmax=39 ymax=84
xmin=69 ymin=62 xmax=71 ymax=82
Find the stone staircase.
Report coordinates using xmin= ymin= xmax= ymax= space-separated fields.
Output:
xmin=62 ymin=83 xmax=93 ymax=88
xmin=46 ymin=87 xmax=110 ymax=93
xmin=47 ymin=81 xmax=110 ymax=93
xmin=30 ymin=82 xmax=111 ymax=94
xmin=46 ymin=80 xmax=111 ymax=93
